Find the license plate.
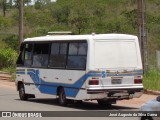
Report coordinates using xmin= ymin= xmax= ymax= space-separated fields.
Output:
xmin=112 ymin=79 xmax=122 ymax=84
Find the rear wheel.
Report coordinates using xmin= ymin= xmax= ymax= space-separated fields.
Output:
xmin=58 ymin=88 xmax=67 ymax=106
xmin=97 ymin=100 xmax=112 ymax=107
xmin=19 ymin=83 xmax=28 ymax=100
xmin=74 ymin=100 xmax=83 ymax=104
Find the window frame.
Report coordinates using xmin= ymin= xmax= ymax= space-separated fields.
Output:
xmin=66 ymin=41 xmax=87 ymax=70
xmin=17 ymin=40 xmax=88 ymax=70
xmin=48 ymin=42 xmax=68 ymax=69
xmin=23 ymin=43 xmax=33 ymax=67
xmin=31 ymin=42 xmax=50 ymax=68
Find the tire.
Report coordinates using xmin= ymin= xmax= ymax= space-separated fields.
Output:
xmin=141 ymin=116 xmax=153 ymax=120
xmin=97 ymin=100 xmax=112 ymax=107
xmin=58 ymin=88 xmax=67 ymax=106
xmin=74 ymin=100 xmax=83 ymax=104
xmin=19 ymin=83 xmax=28 ymax=100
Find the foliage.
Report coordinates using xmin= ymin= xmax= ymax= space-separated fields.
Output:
xmin=0 ymin=48 xmax=18 ymax=69
xmin=122 ymin=9 xmax=137 ymax=29
xmin=0 ymin=66 xmax=16 ymax=74
xmin=143 ymin=69 xmax=160 ymax=90
xmin=2 ymin=35 xmax=19 ymax=52
xmin=0 ymin=39 xmax=7 ymax=50
xmin=0 ymin=16 xmax=12 ymax=30
xmin=70 ymin=15 xmax=88 ymax=34
xmin=35 ymin=0 xmax=43 ymax=9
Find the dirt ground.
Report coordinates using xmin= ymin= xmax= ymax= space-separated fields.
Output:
xmin=0 ymin=79 xmax=16 ymax=88
xmin=117 ymin=94 xmax=158 ymax=108
xmin=0 ymin=79 xmax=158 ymax=108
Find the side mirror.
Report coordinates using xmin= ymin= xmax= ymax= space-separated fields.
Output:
xmin=156 ymin=96 xmax=160 ymax=102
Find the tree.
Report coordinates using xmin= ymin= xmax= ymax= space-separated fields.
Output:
xmin=123 ymin=9 xmax=137 ymax=29
xmin=0 ymin=0 xmax=7 ymax=17
xmin=70 ymin=16 xmax=88 ymax=34
xmin=50 ymin=4 xmax=70 ymax=25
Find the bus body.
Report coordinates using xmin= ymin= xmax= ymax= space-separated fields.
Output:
xmin=16 ymin=33 xmax=143 ymax=105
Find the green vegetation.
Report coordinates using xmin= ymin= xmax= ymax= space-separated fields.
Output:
xmin=143 ymin=69 xmax=160 ymax=91
xmin=0 ymin=0 xmax=159 ymax=90
xmin=0 ymin=48 xmax=18 ymax=68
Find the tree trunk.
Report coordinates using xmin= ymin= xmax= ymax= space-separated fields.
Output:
xmin=2 ymin=0 xmax=6 ymax=17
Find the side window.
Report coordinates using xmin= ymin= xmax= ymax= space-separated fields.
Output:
xmin=24 ymin=43 xmax=33 ymax=67
xmin=49 ymin=43 xmax=67 ymax=68
xmin=32 ymin=43 xmax=49 ymax=67
xmin=67 ymin=42 xmax=87 ymax=69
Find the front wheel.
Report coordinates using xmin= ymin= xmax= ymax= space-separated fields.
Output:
xmin=58 ymin=88 xmax=67 ymax=106
xmin=19 ymin=84 xmax=28 ymax=100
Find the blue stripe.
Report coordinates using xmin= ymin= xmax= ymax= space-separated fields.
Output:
xmin=17 ymin=69 xmax=143 ymax=98
xmin=27 ymin=70 xmax=99 ymax=97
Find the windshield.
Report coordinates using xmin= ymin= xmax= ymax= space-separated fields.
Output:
xmin=94 ymin=40 xmax=138 ymax=69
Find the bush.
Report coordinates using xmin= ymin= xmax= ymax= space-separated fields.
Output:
xmin=143 ymin=69 xmax=160 ymax=90
xmin=0 ymin=48 xmax=18 ymax=69
xmin=2 ymin=35 xmax=19 ymax=52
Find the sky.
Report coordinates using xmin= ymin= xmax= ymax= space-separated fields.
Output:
xmin=6 ymin=0 xmax=57 ymax=5
xmin=29 ymin=0 xmax=57 ymax=5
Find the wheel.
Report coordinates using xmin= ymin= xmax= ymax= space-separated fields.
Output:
xmin=19 ymin=83 xmax=28 ymax=100
xmin=58 ymin=88 xmax=67 ymax=106
xmin=97 ymin=100 xmax=112 ymax=107
xmin=141 ymin=116 xmax=153 ymax=120
xmin=74 ymin=100 xmax=83 ymax=104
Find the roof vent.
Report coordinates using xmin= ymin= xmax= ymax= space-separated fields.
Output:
xmin=92 ymin=32 xmax=96 ymax=36
xmin=47 ymin=31 xmax=72 ymax=35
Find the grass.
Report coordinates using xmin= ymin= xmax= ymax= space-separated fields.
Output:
xmin=143 ymin=69 xmax=160 ymax=91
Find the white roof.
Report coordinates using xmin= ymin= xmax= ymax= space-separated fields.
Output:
xmin=24 ymin=33 xmax=137 ymax=42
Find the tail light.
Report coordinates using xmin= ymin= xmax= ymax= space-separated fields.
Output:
xmin=88 ymin=80 xmax=99 ymax=85
xmin=134 ymin=76 xmax=143 ymax=84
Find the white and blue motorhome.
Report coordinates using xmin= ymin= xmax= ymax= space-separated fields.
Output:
xmin=16 ymin=33 xmax=143 ymax=106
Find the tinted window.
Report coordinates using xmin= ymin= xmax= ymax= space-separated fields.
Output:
xmin=60 ymin=43 xmax=67 ymax=54
xmin=67 ymin=42 xmax=87 ymax=69
xmin=51 ymin=43 xmax=59 ymax=55
xmin=32 ymin=43 xmax=49 ymax=67
xmin=49 ymin=43 xmax=67 ymax=68
xmin=67 ymin=56 xmax=86 ymax=69
xmin=79 ymin=43 xmax=87 ymax=55
xmin=68 ymin=43 xmax=78 ymax=55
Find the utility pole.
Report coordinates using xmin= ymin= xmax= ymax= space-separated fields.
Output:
xmin=19 ymin=0 xmax=23 ymax=46
xmin=137 ymin=0 xmax=148 ymax=72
